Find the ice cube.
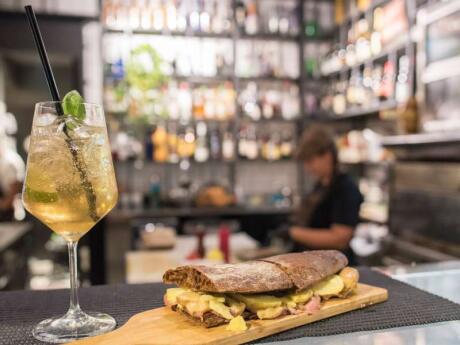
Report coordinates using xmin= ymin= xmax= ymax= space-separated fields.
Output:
xmin=35 ymin=113 xmax=58 ymax=126
xmin=70 ymin=123 xmax=91 ymax=139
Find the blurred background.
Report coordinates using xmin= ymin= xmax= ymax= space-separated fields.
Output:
xmin=1 ymin=0 xmax=460 ymax=290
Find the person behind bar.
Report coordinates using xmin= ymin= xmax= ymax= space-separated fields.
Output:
xmin=289 ymin=124 xmax=363 ymax=264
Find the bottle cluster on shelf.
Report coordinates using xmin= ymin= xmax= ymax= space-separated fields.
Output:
xmin=303 ymin=0 xmax=335 ymax=38
xmin=359 ymin=178 xmax=389 ymax=223
xmin=147 ymin=122 xmax=235 ymax=163
xmin=238 ymin=123 xmax=295 ymax=161
xmin=235 ymin=0 xmax=299 ymax=36
xmin=317 ymin=53 xmax=411 ymax=115
xmin=104 ymin=34 xmax=233 ymax=79
xmin=106 ymin=79 xmax=236 ymax=121
xmin=336 ymin=129 xmax=391 ymax=164
xmin=235 ymin=40 xmax=299 ymax=79
xmin=103 ymin=0 xmax=233 ymax=34
xmin=321 ymin=0 xmax=409 ymax=76
xmin=238 ymin=82 xmax=300 ymax=121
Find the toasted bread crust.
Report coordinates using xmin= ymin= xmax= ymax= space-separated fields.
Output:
xmin=163 ymin=250 xmax=348 ymax=293
xmin=259 ymin=250 xmax=348 ymax=291
xmin=163 ymin=261 xmax=292 ymax=293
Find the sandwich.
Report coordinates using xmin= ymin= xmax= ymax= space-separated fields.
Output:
xmin=163 ymin=250 xmax=359 ymax=330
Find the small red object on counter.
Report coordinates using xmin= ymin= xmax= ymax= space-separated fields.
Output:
xmin=219 ymin=224 xmax=230 ymax=263
xmin=197 ymin=230 xmax=205 ymax=259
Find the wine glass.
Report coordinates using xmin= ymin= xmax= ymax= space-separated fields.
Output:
xmin=23 ymin=101 xmax=118 ymax=343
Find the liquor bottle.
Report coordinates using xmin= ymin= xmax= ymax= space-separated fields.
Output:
xmin=145 ymin=128 xmax=154 ymax=161
xmin=268 ymin=5 xmax=279 ymax=34
xmin=362 ymin=66 xmax=374 ymax=107
xmin=357 ymin=0 xmax=371 ymax=12
xmin=199 ymin=0 xmax=211 ymax=33
xmin=115 ymin=0 xmax=128 ymax=29
xmin=334 ymin=0 xmax=345 ymax=25
xmin=211 ymin=0 xmax=222 ymax=34
xmin=235 ymin=0 xmax=246 ymax=33
xmin=280 ymin=131 xmax=293 ymax=159
xmin=318 ymin=1 xmax=334 ymax=35
xmin=371 ymin=65 xmax=383 ymax=100
xmin=192 ymin=87 xmax=205 ymax=119
xmin=167 ymin=122 xmax=179 ymax=163
xmin=262 ymin=91 xmax=275 ymax=120
xmin=333 ymin=81 xmax=347 ymax=115
xmin=194 ymin=122 xmax=209 ymax=162
xmin=103 ymin=0 xmax=116 ymax=28
xmin=245 ymin=0 xmax=258 ymax=35
xmin=165 ymin=0 xmax=177 ymax=31
xmin=371 ymin=7 xmax=384 ymax=56
xmin=178 ymin=82 xmax=192 ymax=122
xmin=245 ymin=125 xmax=258 ymax=160
xmin=209 ymin=127 xmax=221 ymax=160
xmin=304 ymin=0 xmax=317 ymax=37
xmin=222 ymin=129 xmax=235 ymax=161
xmin=278 ymin=7 xmax=289 ymax=35
xmin=152 ymin=124 xmax=169 ymax=162
xmin=355 ymin=18 xmax=371 ymax=62
xmin=140 ymin=0 xmax=152 ymax=29
xmin=220 ymin=0 xmax=232 ymax=33
xmin=176 ymin=0 xmax=188 ymax=32
xmin=178 ymin=125 xmax=196 ymax=159
xmin=304 ymin=43 xmax=318 ymax=78
xmin=189 ymin=0 xmax=201 ymax=32
xmin=240 ymin=82 xmax=261 ymax=120
xmin=152 ymin=0 xmax=165 ymax=31
xmin=224 ymin=82 xmax=236 ymax=119
xmin=238 ymin=126 xmax=248 ymax=158
xmin=395 ymin=55 xmax=410 ymax=103
xmin=379 ymin=60 xmax=395 ymax=100
xmin=281 ymin=84 xmax=300 ymax=120
xmin=265 ymin=133 xmax=281 ymax=161
xmin=167 ymin=81 xmax=180 ymax=120
xmin=129 ymin=0 xmax=141 ymax=29
xmin=203 ymin=87 xmax=215 ymax=120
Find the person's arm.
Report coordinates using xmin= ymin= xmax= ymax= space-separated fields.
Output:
xmin=289 ymin=224 xmax=354 ymax=250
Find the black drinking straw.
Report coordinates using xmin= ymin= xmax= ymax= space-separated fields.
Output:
xmin=24 ymin=5 xmax=63 ymax=115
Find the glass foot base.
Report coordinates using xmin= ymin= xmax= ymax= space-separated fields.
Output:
xmin=32 ymin=309 xmax=116 ymax=343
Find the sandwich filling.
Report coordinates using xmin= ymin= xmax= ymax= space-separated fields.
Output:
xmin=164 ymin=266 xmax=359 ymax=329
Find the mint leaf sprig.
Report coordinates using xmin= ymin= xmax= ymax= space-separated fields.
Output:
xmin=62 ymin=90 xmax=86 ymax=130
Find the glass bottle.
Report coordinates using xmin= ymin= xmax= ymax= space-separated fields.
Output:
xmin=222 ymin=129 xmax=235 ymax=161
xmin=245 ymin=0 xmax=258 ymax=35
xmin=209 ymin=126 xmax=221 ymax=160
xmin=235 ymin=0 xmax=246 ymax=33
xmin=165 ymin=0 xmax=177 ymax=31
xmin=194 ymin=122 xmax=209 ymax=162
xmin=304 ymin=0 xmax=317 ymax=38
xmin=152 ymin=0 xmax=165 ymax=31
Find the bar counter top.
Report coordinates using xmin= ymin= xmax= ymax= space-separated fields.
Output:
xmin=263 ymin=261 xmax=460 ymax=345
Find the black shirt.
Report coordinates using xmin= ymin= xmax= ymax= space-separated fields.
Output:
xmin=294 ymin=172 xmax=363 ymax=263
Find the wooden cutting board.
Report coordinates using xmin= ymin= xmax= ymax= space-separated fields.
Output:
xmin=69 ymin=283 xmax=388 ymax=345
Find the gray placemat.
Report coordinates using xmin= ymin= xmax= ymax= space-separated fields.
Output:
xmin=1 ymin=268 xmax=460 ymax=345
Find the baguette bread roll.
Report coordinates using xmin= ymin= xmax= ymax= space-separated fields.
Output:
xmin=163 ymin=250 xmax=348 ymax=293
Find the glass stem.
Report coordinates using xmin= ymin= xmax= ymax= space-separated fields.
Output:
xmin=68 ymin=241 xmax=81 ymax=314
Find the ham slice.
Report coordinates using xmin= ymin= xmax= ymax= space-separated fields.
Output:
xmin=303 ymin=295 xmax=321 ymax=315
